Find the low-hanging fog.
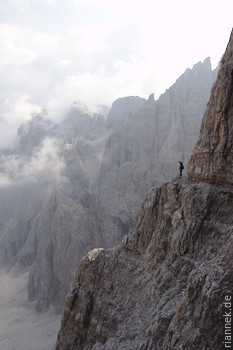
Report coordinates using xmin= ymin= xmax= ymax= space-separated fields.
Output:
xmin=0 ymin=269 xmax=60 ymax=350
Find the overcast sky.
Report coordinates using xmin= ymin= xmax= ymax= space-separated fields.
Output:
xmin=0 ymin=0 xmax=232 ymax=147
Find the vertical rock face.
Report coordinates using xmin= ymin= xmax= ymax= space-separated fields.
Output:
xmin=106 ymin=96 xmax=146 ymax=129
xmin=188 ymin=30 xmax=233 ymax=184
xmin=0 ymin=183 xmax=49 ymax=267
xmin=28 ymin=187 xmax=103 ymax=312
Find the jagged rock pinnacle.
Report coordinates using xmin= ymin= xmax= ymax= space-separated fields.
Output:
xmin=188 ymin=29 xmax=233 ymax=184
xmin=148 ymin=93 xmax=155 ymax=101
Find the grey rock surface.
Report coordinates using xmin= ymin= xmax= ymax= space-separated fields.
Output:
xmin=106 ymin=96 xmax=146 ymax=129
xmin=56 ymin=179 xmax=233 ymax=349
xmin=188 ymin=30 xmax=233 ymax=184
xmin=28 ymin=186 xmax=102 ymax=312
xmin=0 ymin=183 xmax=50 ymax=267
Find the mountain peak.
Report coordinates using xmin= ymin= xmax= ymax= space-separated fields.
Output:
xmin=188 ymin=29 xmax=233 ymax=184
xmin=106 ymin=96 xmax=146 ymax=128
xmin=147 ymin=93 xmax=155 ymax=101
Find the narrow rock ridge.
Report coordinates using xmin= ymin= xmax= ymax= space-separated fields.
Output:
xmin=188 ymin=29 xmax=233 ymax=184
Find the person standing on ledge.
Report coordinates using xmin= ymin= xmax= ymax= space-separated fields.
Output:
xmin=179 ymin=161 xmax=184 ymax=177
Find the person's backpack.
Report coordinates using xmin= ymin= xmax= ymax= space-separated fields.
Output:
xmin=181 ymin=162 xmax=184 ymax=170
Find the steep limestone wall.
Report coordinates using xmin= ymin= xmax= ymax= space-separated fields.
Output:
xmin=188 ymin=29 xmax=233 ymax=184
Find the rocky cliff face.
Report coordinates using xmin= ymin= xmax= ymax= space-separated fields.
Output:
xmin=55 ymin=31 xmax=233 ymax=349
xmin=0 ymin=183 xmax=51 ymax=267
xmin=56 ymin=179 xmax=233 ymax=350
xmin=188 ymin=30 xmax=233 ymax=184
xmin=106 ymin=96 xmax=146 ymax=129
xmin=28 ymin=187 xmax=103 ymax=312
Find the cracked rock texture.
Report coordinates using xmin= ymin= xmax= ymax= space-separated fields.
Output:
xmin=56 ymin=179 xmax=233 ymax=350
xmin=188 ymin=30 xmax=233 ymax=184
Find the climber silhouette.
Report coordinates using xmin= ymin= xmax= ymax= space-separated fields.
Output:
xmin=178 ymin=161 xmax=184 ymax=177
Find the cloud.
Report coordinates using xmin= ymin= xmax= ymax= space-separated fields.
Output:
xmin=21 ymin=137 xmax=66 ymax=182
xmin=0 ymin=137 xmax=66 ymax=187
xmin=0 ymin=10 xmax=152 ymax=135
xmin=45 ymin=55 xmax=155 ymax=119
xmin=0 ymin=93 xmax=41 ymax=149
xmin=0 ymin=0 xmax=232 ymax=149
